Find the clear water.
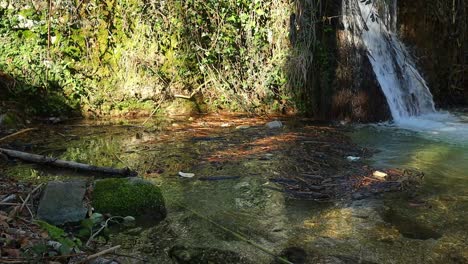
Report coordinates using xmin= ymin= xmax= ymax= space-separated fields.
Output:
xmin=350 ymin=110 xmax=468 ymax=262
xmin=3 ymin=115 xmax=468 ymax=263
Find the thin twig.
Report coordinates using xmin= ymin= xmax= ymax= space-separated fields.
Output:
xmin=1 ymin=194 xmax=17 ymax=203
xmin=9 ymin=183 xmax=44 ymax=218
xmin=0 ymin=202 xmax=21 ymax=206
xmin=19 ymin=196 xmax=34 ymax=219
xmin=19 ymin=183 xmax=44 ymax=213
xmin=86 ymin=216 xmax=123 ymax=247
xmin=142 ymin=98 xmax=163 ymax=125
xmin=79 ymin=245 xmax=121 ymax=264
xmin=0 ymin=128 xmax=37 ymax=144
xmin=0 ymin=260 xmax=30 ymax=264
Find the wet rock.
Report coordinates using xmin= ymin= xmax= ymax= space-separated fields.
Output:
xmin=381 ymin=208 xmax=442 ymax=240
xmin=125 ymin=227 xmax=143 ymax=235
xmin=166 ymin=98 xmax=200 ymax=116
xmin=275 ymin=247 xmax=308 ymax=264
xmin=324 ymin=255 xmax=378 ymax=264
xmin=169 ymin=245 xmax=250 ymax=264
xmin=266 ymin=121 xmax=283 ymax=129
xmin=92 ymin=178 xmax=166 ymax=221
xmin=37 ymin=180 xmax=88 ymax=225
xmin=90 ymin=258 xmax=119 ymax=264
xmin=234 ymin=181 xmax=250 ymax=190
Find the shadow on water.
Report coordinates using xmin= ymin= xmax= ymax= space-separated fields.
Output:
xmin=381 ymin=208 xmax=442 ymax=240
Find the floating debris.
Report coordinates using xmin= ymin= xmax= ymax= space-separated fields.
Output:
xmin=373 ymin=171 xmax=388 ymax=179
xmin=347 ymin=156 xmax=361 ymax=161
xmin=178 ymin=171 xmax=195 ymax=178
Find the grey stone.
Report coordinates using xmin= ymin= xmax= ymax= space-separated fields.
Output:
xmin=266 ymin=120 xmax=283 ymax=129
xmin=37 ymin=180 xmax=88 ymax=225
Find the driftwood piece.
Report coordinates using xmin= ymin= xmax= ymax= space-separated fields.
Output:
xmin=0 ymin=148 xmax=136 ymax=176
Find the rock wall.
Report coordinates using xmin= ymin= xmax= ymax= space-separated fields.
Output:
xmin=331 ymin=0 xmax=391 ymax=122
xmin=398 ymin=1 xmax=467 ymax=107
xmin=328 ymin=0 xmax=391 ymax=122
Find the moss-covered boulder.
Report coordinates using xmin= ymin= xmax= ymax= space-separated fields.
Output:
xmin=165 ymin=98 xmax=200 ymax=116
xmin=92 ymin=178 xmax=166 ymax=220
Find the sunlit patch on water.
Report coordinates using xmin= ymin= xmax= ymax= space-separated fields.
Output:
xmin=350 ymin=110 xmax=468 ymax=262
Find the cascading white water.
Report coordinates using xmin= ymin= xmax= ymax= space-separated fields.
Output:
xmin=342 ymin=0 xmax=436 ymax=121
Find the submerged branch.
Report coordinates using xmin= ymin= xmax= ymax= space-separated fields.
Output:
xmin=0 ymin=148 xmax=136 ymax=176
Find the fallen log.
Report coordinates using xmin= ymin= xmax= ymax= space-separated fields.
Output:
xmin=0 ymin=148 xmax=136 ymax=177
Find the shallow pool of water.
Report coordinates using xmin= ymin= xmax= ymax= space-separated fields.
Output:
xmin=2 ymin=114 xmax=467 ymax=263
xmin=349 ymin=110 xmax=468 ymax=263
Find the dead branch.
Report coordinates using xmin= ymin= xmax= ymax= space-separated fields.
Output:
xmin=0 ymin=148 xmax=136 ymax=176
xmin=9 ymin=183 xmax=44 ymax=218
xmin=79 ymin=245 xmax=121 ymax=264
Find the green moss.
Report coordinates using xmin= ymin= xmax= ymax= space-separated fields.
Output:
xmin=92 ymin=178 xmax=166 ymax=219
xmin=165 ymin=98 xmax=200 ymax=116
xmin=0 ymin=0 xmax=296 ymax=115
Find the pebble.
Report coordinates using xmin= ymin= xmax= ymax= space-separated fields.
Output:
xmin=266 ymin=120 xmax=283 ymax=129
xmin=373 ymin=171 xmax=388 ymax=179
xmin=235 ymin=125 xmax=250 ymax=130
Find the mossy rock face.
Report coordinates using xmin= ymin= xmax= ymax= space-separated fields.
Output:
xmin=92 ymin=178 xmax=166 ymax=220
xmin=165 ymin=98 xmax=200 ymax=116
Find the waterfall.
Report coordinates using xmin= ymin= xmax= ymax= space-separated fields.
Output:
xmin=342 ymin=0 xmax=436 ymax=121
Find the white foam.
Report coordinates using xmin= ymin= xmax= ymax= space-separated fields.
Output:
xmin=342 ymin=0 xmax=436 ymax=120
xmin=384 ymin=111 xmax=468 ymax=145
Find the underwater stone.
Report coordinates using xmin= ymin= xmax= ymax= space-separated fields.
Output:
xmin=266 ymin=120 xmax=283 ymax=129
xmin=37 ymin=180 xmax=88 ymax=225
xmin=92 ymin=178 xmax=166 ymax=221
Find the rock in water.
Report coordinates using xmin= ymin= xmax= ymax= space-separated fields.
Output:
xmin=92 ymin=177 xmax=166 ymax=221
xmin=373 ymin=171 xmax=388 ymax=179
xmin=347 ymin=156 xmax=361 ymax=161
xmin=266 ymin=120 xmax=283 ymax=129
xmin=37 ymin=180 xmax=88 ymax=225
xmin=169 ymin=245 xmax=248 ymax=263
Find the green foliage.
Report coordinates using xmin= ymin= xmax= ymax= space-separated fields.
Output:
xmin=35 ymin=220 xmax=82 ymax=255
xmin=0 ymin=0 xmax=296 ymax=115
